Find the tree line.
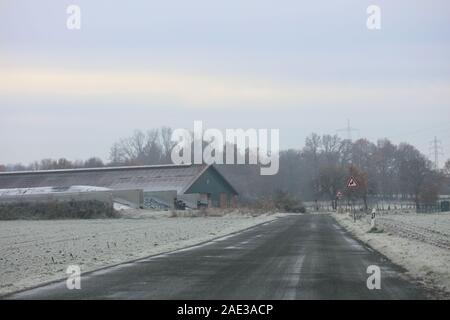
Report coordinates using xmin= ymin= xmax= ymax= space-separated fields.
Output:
xmin=1 ymin=128 xmax=449 ymax=207
xmin=218 ymin=133 xmax=449 ymax=208
xmin=0 ymin=127 xmax=175 ymax=172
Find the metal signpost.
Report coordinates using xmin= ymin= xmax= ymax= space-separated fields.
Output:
xmin=347 ymin=176 xmax=358 ymax=222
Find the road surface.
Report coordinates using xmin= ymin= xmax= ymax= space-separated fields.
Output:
xmin=7 ymin=214 xmax=429 ymax=299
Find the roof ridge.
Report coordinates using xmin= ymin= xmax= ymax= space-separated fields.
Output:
xmin=0 ymin=163 xmax=200 ymax=176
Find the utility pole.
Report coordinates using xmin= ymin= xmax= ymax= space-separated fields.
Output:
xmin=429 ymin=136 xmax=443 ymax=169
xmin=337 ymin=119 xmax=359 ymax=141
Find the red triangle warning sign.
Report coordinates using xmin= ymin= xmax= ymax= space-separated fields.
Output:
xmin=347 ymin=177 xmax=358 ymax=188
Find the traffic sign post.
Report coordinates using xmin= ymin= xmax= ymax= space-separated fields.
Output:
xmin=346 ymin=177 xmax=358 ymax=221
xmin=347 ymin=176 xmax=358 ymax=188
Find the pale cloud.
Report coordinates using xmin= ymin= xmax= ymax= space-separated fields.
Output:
xmin=2 ymin=67 xmax=450 ymax=108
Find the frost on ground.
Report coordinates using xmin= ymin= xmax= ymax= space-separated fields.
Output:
xmin=0 ymin=210 xmax=281 ymax=296
xmin=333 ymin=211 xmax=450 ymax=298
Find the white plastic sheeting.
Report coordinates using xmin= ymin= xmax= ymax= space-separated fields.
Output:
xmin=0 ymin=185 xmax=110 ymax=197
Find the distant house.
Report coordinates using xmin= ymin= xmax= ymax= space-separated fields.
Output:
xmin=0 ymin=164 xmax=238 ymax=209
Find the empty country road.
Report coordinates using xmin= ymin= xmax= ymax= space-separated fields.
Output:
xmin=7 ymin=214 xmax=430 ymax=299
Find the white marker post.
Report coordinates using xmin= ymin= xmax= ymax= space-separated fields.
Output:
xmin=370 ymin=208 xmax=377 ymax=230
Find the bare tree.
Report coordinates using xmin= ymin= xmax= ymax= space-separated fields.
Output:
xmin=374 ymin=139 xmax=398 ymax=200
xmin=397 ymin=143 xmax=432 ymax=206
xmin=318 ymin=164 xmax=345 ymax=208
xmin=346 ymin=164 xmax=369 ymax=210
xmin=304 ymin=133 xmax=322 ymax=198
xmin=419 ymin=170 xmax=442 ymax=205
xmin=160 ymin=126 xmax=175 ymax=163
xmin=84 ymin=157 xmax=104 ymax=168
xmin=444 ymin=159 xmax=450 ymax=176
xmin=108 ymin=128 xmax=166 ymax=165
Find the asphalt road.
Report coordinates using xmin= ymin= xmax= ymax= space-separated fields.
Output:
xmin=8 ymin=214 xmax=429 ymax=299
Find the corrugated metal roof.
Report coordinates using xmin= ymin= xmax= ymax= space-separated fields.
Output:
xmin=0 ymin=164 xmax=209 ymax=194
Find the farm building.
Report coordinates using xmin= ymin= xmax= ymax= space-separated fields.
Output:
xmin=0 ymin=164 xmax=239 ymax=209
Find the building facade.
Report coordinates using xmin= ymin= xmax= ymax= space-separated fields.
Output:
xmin=0 ymin=164 xmax=238 ymax=209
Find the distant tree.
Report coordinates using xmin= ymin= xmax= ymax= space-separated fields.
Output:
xmin=444 ymin=159 xmax=450 ymax=176
xmin=30 ymin=161 xmax=40 ymax=171
xmin=54 ymin=158 xmax=73 ymax=169
xmin=0 ymin=164 xmax=6 ymax=172
xmin=109 ymin=129 xmax=165 ymax=165
xmin=305 ymin=133 xmax=321 ymax=154
xmin=396 ymin=143 xmax=432 ymax=206
xmin=71 ymin=160 xmax=85 ymax=168
xmin=160 ymin=126 xmax=176 ymax=163
xmin=109 ymin=142 xmax=127 ymax=165
xmin=34 ymin=158 xmax=73 ymax=170
xmin=346 ymin=164 xmax=369 ymax=210
xmin=419 ymin=171 xmax=441 ymax=205
xmin=337 ymin=139 xmax=353 ymax=165
xmin=7 ymin=163 xmax=30 ymax=172
xmin=304 ymin=133 xmax=322 ymax=198
xmin=318 ymin=164 xmax=345 ymax=208
xmin=84 ymin=157 xmax=104 ymax=168
xmin=38 ymin=158 xmax=55 ymax=170
xmin=350 ymin=139 xmax=377 ymax=196
xmin=321 ymin=134 xmax=341 ymax=156
xmin=373 ymin=139 xmax=398 ymax=199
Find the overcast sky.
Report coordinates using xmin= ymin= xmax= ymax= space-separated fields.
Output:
xmin=1 ymin=0 xmax=449 ymax=166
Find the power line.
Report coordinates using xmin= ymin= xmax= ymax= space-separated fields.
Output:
xmin=387 ymin=121 xmax=450 ymax=141
xmin=336 ymin=119 xmax=359 ymax=141
xmin=429 ymin=136 xmax=444 ymax=169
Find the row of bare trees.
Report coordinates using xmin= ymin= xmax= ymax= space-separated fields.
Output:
xmin=0 ymin=127 xmax=175 ymax=171
xmin=218 ymin=134 xmax=447 ymax=207
xmin=109 ymin=127 xmax=175 ymax=166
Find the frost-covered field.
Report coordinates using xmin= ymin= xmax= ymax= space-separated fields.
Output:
xmin=333 ymin=212 xmax=450 ymax=298
xmin=0 ymin=211 xmax=280 ymax=296
xmin=378 ymin=214 xmax=450 ymax=249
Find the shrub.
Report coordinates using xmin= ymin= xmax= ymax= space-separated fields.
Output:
xmin=273 ymin=190 xmax=306 ymax=213
xmin=0 ymin=200 xmax=117 ymax=220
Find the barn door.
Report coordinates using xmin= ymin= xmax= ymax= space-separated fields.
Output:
xmin=219 ymin=193 xmax=227 ymax=208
